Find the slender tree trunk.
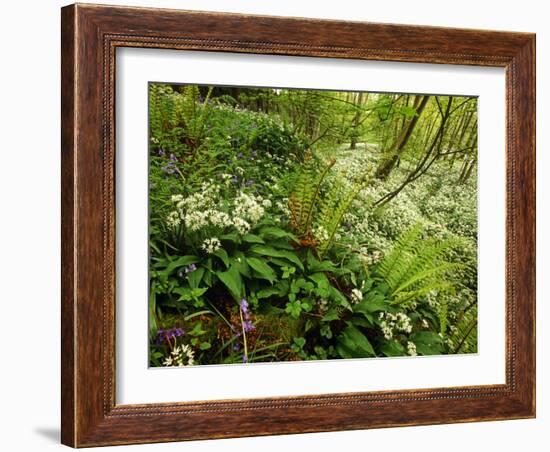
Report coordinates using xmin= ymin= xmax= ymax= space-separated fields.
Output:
xmin=349 ymin=92 xmax=364 ymax=150
xmin=375 ymin=95 xmax=430 ymax=180
xmin=375 ymin=97 xmax=453 ymax=206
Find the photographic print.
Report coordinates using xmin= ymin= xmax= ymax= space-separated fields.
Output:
xmin=148 ymin=83 xmax=478 ymax=367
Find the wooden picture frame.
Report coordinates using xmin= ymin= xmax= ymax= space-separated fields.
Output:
xmin=61 ymin=3 xmax=535 ymax=447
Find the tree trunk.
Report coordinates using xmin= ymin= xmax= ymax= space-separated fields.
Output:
xmin=349 ymin=92 xmax=364 ymax=150
xmin=375 ymin=95 xmax=430 ymax=180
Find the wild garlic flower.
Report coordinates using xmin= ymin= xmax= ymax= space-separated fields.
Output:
xmin=379 ymin=311 xmax=413 ymax=339
xmin=202 ymin=237 xmax=221 ymax=254
xmin=233 ymin=217 xmax=251 ymax=234
xmin=358 ymin=247 xmax=383 ymax=266
xmin=313 ymin=225 xmax=329 ymax=243
xmin=380 ymin=321 xmax=393 ymax=340
xmin=350 ymin=288 xmax=363 ymax=304
xmin=166 ymin=185 xmax=266 ymax=236
xmin=407 ymin=341 xmax=418 ymax=357
xmin=162 ymin=344 xmax=195 ymax=367
xmin=395 ymin=312 xmax=413 ymax=333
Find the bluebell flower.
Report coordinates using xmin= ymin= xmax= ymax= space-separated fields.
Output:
xmin=185 ymin=263 xmax=197 ymax=273
xmin=239 ymin=299 xmax=249 ymax=315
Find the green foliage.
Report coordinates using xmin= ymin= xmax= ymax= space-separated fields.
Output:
xmin=288 ymin=152 xmax=370 ymax=258
xmin=447 ymin=306 xmax=478 ymax=354
xmin=148 ymin=83 xmax=478 ymax=367
xmin=288 ymin=154 xmax=335 ymax=238
xmin=149 ymin=83 xmax=213 ymax=155
xmin=376 ymin=223 xmax=460 ymax=305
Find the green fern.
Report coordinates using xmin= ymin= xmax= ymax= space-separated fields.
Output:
xmin=288 ymin=153 xmax=369 ymax=258
xmin=376 ymin=224 xmax=460 ymax=305
xmin=148 ymin=83 xmax=213 ymax=152
xmin=288 ymin=153 xmax=335 ymax=238
xmin=448 ymin=306 xmax=478 ymax=353
xmin=317 ymin=175 xmax=369 ymax=258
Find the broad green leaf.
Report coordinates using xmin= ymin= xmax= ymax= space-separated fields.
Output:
xmin=187 ymin=267 xmax=205 ymax=289
xmin=410 ymin=331 xmax=444 ymax=355
xmin=336 ymin=325 xmax=375 ymax=358
xmin=380 ymin=340 xmax=406 ymax=357
xmin=307 ymin=272 xmax=330 ymax=287
xmin=257 ymin=280 xmax=289 ymax=299
xmin=242 ymin=234 xmax=265 ymax=244
xmin=257 ymin=286 xmax=281 ymax=299
xmin=213 ymin=248 xmax=230 ymax=268
xmin=216 ymin=265 xmax=243 ymax=300
xmin=322 ymin=309 xmax=340 ymax=322
xmin=220 ymin=232 xmax=241 ymax=243
xmin=246 ymin=257 xmax=276 ymax=283
xmin=249 ymin=245 xmax=304 ymax=270
xmin=232 ymin=253 xmax=251 ymax=278
xmin=259 ymin=226 xmax=297 ymax=241
xmin=164 ymin=255 xmax=200 ymax=275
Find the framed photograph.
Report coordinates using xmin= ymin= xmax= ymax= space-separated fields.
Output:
xmin=61 ymin=3 xmax=536 ymax=447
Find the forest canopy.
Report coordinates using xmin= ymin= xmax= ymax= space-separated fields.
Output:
xmin=148 ymin=83 xmax=478 ymax=367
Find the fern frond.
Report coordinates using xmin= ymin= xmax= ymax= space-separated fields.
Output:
xmin=288 ymin=153 xmax=335 ymax=238
xmin=448 ymin=306 xmax=478 ymax=353
xmin=377 ymin=223 xmax=459 ymax=305
xmin=317 ymin=176 xmax=368 ymax=258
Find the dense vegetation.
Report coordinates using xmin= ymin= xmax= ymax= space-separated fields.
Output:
xmin=148 ymin=84 xmax=478 ymax=367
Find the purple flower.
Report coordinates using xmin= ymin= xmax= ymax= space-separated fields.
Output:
xmin=185 ymin=263 xmax=197 ymax=274
xmin=245 ymin=179 xmax=255 ymax=186
xmin=155 ymin=327 xmax=185 ymax=344
xmin=158 ymin=148 xmax=165 ymax=157
xmin=243 ymin=320 xmax=255 ymax=332
xmin=161 ymin=164 xmax=175 ymax=174
xmin=237 ymin=152 xmax=244 ymax=159
xmin=242 ymin=354 xmax=248 ymax=363
xmin=169 ymin=153 xmax=177 ymax=162
xmin=239 ymin=299 xmax=249 ymax=315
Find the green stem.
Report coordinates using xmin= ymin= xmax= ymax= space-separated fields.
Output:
xmin=239 ymin=307 xmax=249 ymax=363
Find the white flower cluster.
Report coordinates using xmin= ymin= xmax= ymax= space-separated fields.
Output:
xmin=378 ymin=311 xmax=413 ymax=340
xmin=313 ymin=225 xmax=329 ymax=243
xmin=426 ymin=290 xmax=439 ymax=308
xmin=234 ymin=192 xmax=265 ymax=224
xmin=317 ymin=298 xmax=329 ymax=312
xmin=202 ymin=237 xmax=221 ymax=254
xmin=350 ymin=288 xmax=363 ymax=304
xmin=407 ymin=341 xmax=417 ymax=357
xmin=162 ymin=344 xmax=195 ymax=367
xmin=166 ymin=183 xmax=268 ymax=238
xmin=357 ymin=247 xmax=383 ymax=266
xmin=274 ymin=199 xmax=289 ymax=217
